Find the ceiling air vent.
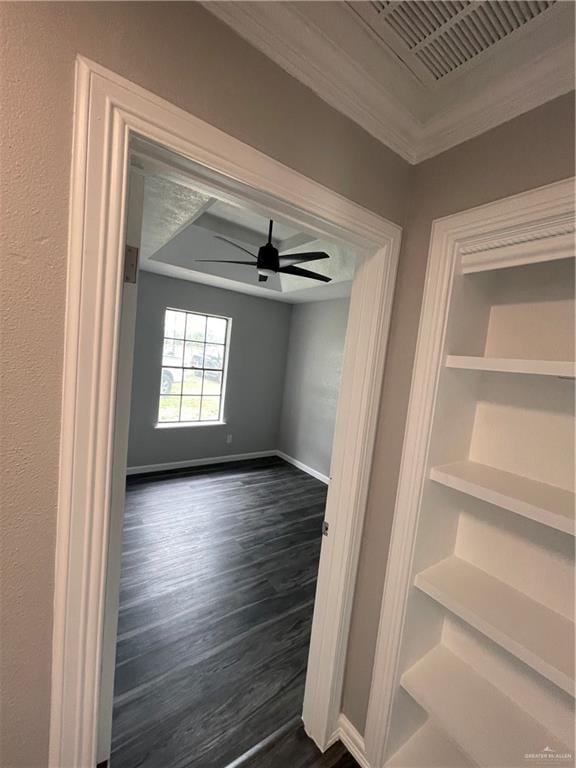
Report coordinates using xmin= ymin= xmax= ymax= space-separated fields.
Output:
xmin=351 ymin=1 xmax=558 ymax=82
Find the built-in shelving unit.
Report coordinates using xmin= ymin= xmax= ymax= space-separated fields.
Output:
xmin=430 ymin=460 xmax=575 ymax=535
xmin=372 ymin=182 xmax=575 ymax=768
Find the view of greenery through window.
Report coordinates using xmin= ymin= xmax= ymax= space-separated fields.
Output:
xmin=158 ymin=308 xmax=229 ymax=424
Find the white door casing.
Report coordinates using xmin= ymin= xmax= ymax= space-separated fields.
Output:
xmin=96 ymin=172 xmax=144 ymax=763
xmin=49 ymin=56 xmax=402 ymax=768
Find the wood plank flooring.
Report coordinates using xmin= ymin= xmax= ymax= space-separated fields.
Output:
xmin=111 ymin=457 xmax=349 ymax=768
xmin=231 ymin=721 xmax=359 ymax=767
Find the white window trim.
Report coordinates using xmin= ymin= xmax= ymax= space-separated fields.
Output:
xmin=155 ymin=420 xmax=227 ymax=429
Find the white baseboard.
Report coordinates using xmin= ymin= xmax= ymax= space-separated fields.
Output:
xmin=275 ymin=451 xmax=330 ymax=484
xmin=337 ymin=714 xmax=370 ymax=768
xmin=127 ymin=449 xmax=331 ymax=484
xmin=126 ymin=450 xmax=277 ymax=475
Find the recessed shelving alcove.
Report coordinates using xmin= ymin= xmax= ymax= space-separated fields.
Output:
xmin=365 ymin=180 xmax=575 ymax=768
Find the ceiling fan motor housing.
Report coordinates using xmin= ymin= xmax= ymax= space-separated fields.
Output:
xmin=257 ymin=242 xmax=279 ymax=279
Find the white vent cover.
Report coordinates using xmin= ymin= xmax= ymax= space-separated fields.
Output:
xmin=351 ymin=1 xmax=558 ymax=82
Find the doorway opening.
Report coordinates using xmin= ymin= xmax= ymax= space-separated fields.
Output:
xmin=100 ymin=138 xmax=358 ymax=766
xmin=49 ymin=58 xmax=401 ymax=768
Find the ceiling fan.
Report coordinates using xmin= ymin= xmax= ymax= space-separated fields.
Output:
xmin=194 ymin=220 xmax=332 ymax=283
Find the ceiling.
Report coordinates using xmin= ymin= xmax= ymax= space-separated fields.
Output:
xmin=135 ymin=166 xmax=357 ymax=303
xmin=205 ymin=1 xmax=575 ymax=163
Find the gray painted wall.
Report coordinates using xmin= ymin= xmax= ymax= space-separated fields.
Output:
xmin=278 ymin=299 xmax=350 ymax=478
xmin=127 ymin=271 xmax=292 ymax=467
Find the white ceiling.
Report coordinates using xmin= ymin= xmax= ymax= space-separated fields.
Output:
xmin=140 ymin=177 xmax=212 ymax=258
xmin=136 ymin=168 xmax=357 ymax=303
xmin=205 ymin=1 xmax=575 ymax=163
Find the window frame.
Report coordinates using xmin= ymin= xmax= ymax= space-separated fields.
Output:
xmin=156 ymin=307 xmax=231 ymax=427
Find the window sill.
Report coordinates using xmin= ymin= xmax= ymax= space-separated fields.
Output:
xmin=155 ymin=420 xmax=227 ymax=429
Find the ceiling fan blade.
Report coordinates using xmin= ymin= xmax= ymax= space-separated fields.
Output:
xmin=279 ymin=265 xmax=331 ymax=282
xmin=193 ymin=259 xmax=255 ymax=265
xmin=214 ymin=235 xmax=257 ymax=259
xmin=278 ymin=252 xmax=329 ymax=267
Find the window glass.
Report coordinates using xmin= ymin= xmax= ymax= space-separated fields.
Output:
xmin=158 ymin=309 xmax=230 ymax=424
xmin=204 ymin=344 xmax=224 ymax=370
xmin=164 ymin=309 xmax=186 ymax=340
xmin=186 ymin=313 xmax=206 ymax=341
xmin=162 ymin=338 xmax=184 ymax=367
xmin=206 ymin=316 xmax=227 ymax=344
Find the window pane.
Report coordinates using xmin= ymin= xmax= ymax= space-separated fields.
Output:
xmin=200 ymin=396 xmax=221 ymax=421
xmin=186 ymin=313 xmax=206 ymax=341
xmin=160 ymin=367 xmax=183 ymax=395
xmin=184 ymin=341 xmax=204 ymax=368
xmin=181 ymin=396 xmax=201 ymax=421
xmin=183 ymin=369 xmax=203 ymax=395
xmin=164 ymin=309 xmax=186 ymax=339
xmin=206 ymin=316 xmax=227 ymax=344
xmin=204 ymin=344 xmax=224 ymax=370
xmin=158 ymin=396 xmax=181 ymax=422
xmin=163 ymin=338 xmax=184 ymax=367
xmin=202 ymin=370 xmax=222 ymax=395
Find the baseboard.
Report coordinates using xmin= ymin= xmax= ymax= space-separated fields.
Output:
xmin=126 ymin=449 xmax=330 ymax=484
xmin=126 ymin=450 xmax=277 ymax=475
xmin=337 ymin=714 xmax=370 ymax=768
xmin=275 ymin=451 xmax=330 ymax=484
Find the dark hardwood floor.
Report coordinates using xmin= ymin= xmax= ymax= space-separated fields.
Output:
xmin=111 ymin=457 xmax=350 ymax=768
xmin=233 ymin=721 xmax=359 ymax=767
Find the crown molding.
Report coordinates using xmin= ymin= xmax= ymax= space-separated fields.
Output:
xmin=418 ymin=39 xmax=575 ymax=162
xmin=205 ymin=1 xmax=421 ymax=163
xmin=205 ymin=2 xmax=574 ymax=166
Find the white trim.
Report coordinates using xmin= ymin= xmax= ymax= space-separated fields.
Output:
xmin=204 ymin=2 xmax=574 ymax=165
xmin=204 ymin=1 xmax=419 ymax=163
xmin=128 ymin=450 xmax=330 ymax=484
xmin=275 ymin=451 xmax=330 ymax=485
xmin=459 ymin=217 xmax=575 ymax=273
xmin=336 ymin=715 xmax=371 ymax=768
xmin=363 ymin=178 xmax=575 ymax=768
xmin=303 ymin=194 xmax=400 ymax=750
xmin=417 ymin=39 xmax=575 ymax=162
xmin=126 ymin=451 xmax=277 ymax=476
xmin=50 ymin=56 xmax=401 ymax=768
xmin=155 ymin=420 xmax=226 ymax=429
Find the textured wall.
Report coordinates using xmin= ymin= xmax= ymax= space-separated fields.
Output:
xmin=127 ymin=272 xmax=292 ymax=467
xmin=342 ymin=92 xmax=576 ymax=732
xmin=0 ymin=4 xmax=411 ymax=765
xmin=278 ymin=298 xmax=350 ymax=477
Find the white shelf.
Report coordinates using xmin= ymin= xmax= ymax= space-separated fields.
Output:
xmin=446 ymin=355 xmax=576 ymax=378
xmin=415 ymin=556 xmax=575 ymax=695
xmin=430 ymin=460 xmax=575 ymax=536
xmin=386 ymin=721 xmax=473 ymax=768
xmin=401 ymin=645 xmax=571 ymax=768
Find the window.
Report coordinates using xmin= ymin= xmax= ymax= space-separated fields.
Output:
xmin=158 ymin=308 xmax=230 ymax=424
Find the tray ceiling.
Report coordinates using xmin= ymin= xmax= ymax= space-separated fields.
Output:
xmin=205 ymin=1 xmax=574 ymax=163
xmin=133 ymin=161 xmax=357 ymax=304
